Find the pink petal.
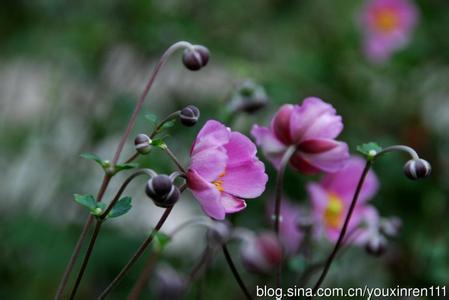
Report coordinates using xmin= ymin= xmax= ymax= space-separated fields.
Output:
xmin=290 ymin=97 xmax=343 ymax=143
xmin=221 ymin=159 xmax=268 ymax=198
xmin=290 ymin=153 xmax=321 ymax=174
xmin=190 ymin=146 xmax=227 ymax=182
xmin=298 ymin=138 xmax=340 ymax=153
xmin=307 ymin=183 xmax=329 ymax=214
xmin=224 ymin=132 xmax=257 ymax=168
xmin=191 ymin=120 xmax=230 ymax=155
xmin=321 ymin=156 xmax=379 ymax=203
xmin=221 ymin=193 xmax=247 ymax=213
xmin=187 ymin=169 xmax=225 ymax=220
xmin=251 ymin=125 xmax=287 ymax=169
xmin=299 ymin=141 xmax=349 ymax=173
xmin=271 ymin=104 xmax=294 ymax=144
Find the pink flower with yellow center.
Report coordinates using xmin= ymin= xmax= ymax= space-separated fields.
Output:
xmin=187 ymin=120 xmax=268 ymax=220
xmin=360 ymin=0 xmax=418 ymax=63
xmin=307 ymin=156 xmax=379 ymax=242
xmin=251 ymin=97 xmax=349 ymax=174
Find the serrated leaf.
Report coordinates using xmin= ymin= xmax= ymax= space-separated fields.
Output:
xmin=109 ymin=197 xmax=132 ymax=218
xmin=357 ymin=142 xmax=382 ymax=159
xmin=153 ymin=232 xmax=171 ymax=251
xmin=74 ymin=194 xmax=97 ymax=211
xmin=80 ymin=152 xmax=108 ymax=167
xmin=145 ymin=113 xmax=158 ymax=124
xmin=151 ymin=139 xmax=167 ymax=149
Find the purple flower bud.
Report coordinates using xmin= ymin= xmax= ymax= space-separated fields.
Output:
xmin=134 ymin=134 xmax=152 ymax=154
xmin=153 ymin=265 xmax=186 ymax=300
xmin=240 ymin=232 xmax=282 ymax=274
xmin=365 ymin=234 xmax=387 ymax=256
xmin=228 ymin=80 xmax=268 ymax=114
xmin=179 ymin=105 xmax=200 ymax=127
xmin=403 ymin=158 xmax=431 ymax=180
xmin=145 ymin=175 xmax=180 ymax=208
xmin=182 ymin=45 xmax=210 ymax=71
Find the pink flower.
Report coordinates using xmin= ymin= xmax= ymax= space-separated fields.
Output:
xmin=360 ymin=0 xmax=418 ymax=63
xmin=251 ymin=97 xmax=349 ymax=174
xmin=267 ymin=199 xmax=304 ymax=256
xmin=307 ymin=156 xmax=379 ymax=243
xmin=240 ymin=232 xmax=282 ymax=274
xmin=187 ymin=120 xmax=268 ymax=220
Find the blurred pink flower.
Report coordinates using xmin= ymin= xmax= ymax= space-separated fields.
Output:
xmin=307 ymin=156 xmax=379 ymax=243
xmin=267 ymin=199 xmax=304 ymax=256
xmin=240 ymin=232 xmax=282 ymax=274
xmin=251 ymin=97 xmax=349 ymax=174
xmin=360 ymin=0 xmax=418 ymax=63
xmin=187 ymin=120 xmax=268 ymax=220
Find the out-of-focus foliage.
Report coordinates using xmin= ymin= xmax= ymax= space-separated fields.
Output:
xmin=0 ymin=0 xmax=448 ymax=299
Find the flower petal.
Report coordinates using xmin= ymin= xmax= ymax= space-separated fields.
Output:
xmin=321 ymin=156 xmax=379 ymax=203
xmin=190 ymin=146 xmax=227 ymax=182
xmin=290 ymin=153 xmax=321 ymax=174
xmin=299 ymin=141 xmax=349 ymax=173
xmin=224 ymin=131 xmax=257 ymax=168
xmin=251 ymin=125 xmax=287 ymax=169
xmin=191 ymin=120 xmax=230 ymax=155
xmin=221 ymin=193 xmax=247 ymax=213
xmin=290 ymin=97 xmax=343 ymax=143
xmin=221 ymin=160 xmax=268 ymax=198
xmin=187 ymin=169 xmax=225 ymax=220
xmin=271 ymin=104 xmax=294 ymax=144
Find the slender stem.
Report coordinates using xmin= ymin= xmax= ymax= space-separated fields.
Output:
xmin=55 ymin=175 xmax=111 ymax=300
xmin=69 ymin=220 xmax=103 ymax=299
xmin=222 ymin=245 xmax=252 ymax=300
xmin=164 ymin=146 xmax=186 ymax=173
xmin=68 ymin=172 xmax=150 ymax=299
xmin=308 ymin=160 xmax=372 ymax=299
xmin=97 ymin=207 xmax=173 ymax=299
xmin=273 ymin=146 xmax=296 ymax=287
xmin=111 ymin=41 xmax=194 ymax=165
xmin=127 ymin=251 xmax=160 ymax=300
xmin=375 ymin=145 xmax=419 ymax=160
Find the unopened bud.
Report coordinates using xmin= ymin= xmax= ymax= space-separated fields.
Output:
xmin=240 ymin=232 xmax=282 ymax=274
xmin=207 ymin=221 xmax=232 ymax=246
xmin=179 ymin=105 xmax=200 ymax=127
xmin=153 ymin=265 xmax=186 ymax=300
xmin=403 ymin=158 xmax=431 ymax=180
xmin=145 ymin=175 xmax=180 ymax=208
xmin=134 ymin=134 xmax=152 ymax=154
xmin=182 ymin=45 xmax=210 ymax=71
xmin=228 ymin=80 xmax=268 ymax=114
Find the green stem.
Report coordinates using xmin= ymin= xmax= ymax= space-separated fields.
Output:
xmin=222 ymin=245 xmax=252 ymax=300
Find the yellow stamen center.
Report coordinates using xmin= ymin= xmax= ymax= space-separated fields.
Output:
xmin=375 ymin=9 xmax=398 ymax=33
xmin=212 ymin=172 xmax=225 ymax=192
xmin=324 ymin=193 xmax=344 ymax=230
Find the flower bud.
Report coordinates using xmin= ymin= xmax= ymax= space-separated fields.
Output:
xmin=134 ymin=134 xmax=152 ymax=154
xmin=365 ymin=234 xmax=387 ymax=256
xmin=153 ymin=265 xmax=186 ymax=300
xmin=145 ymin=175 xmax=180 ymax=208
xmin=228 ymin=80 xmax=268 ymax=114
xmin=182 ymin=45 xmax=210 ymax=71
xmin=207 ymin=221 xmax=232 ymax=246
xmin=240 ymin=232 xmax=282 ymax=274
xmin=179 ymin=105 xmax=200 ymax=127
xmin=403 ymin=158 xmax=431 ymax=180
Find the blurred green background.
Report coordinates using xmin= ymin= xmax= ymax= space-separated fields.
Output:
xmin=0 ymin=0 xmax=448 ymax=299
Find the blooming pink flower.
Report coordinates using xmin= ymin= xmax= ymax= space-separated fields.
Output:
xmin=267 ymin=199 xmax=304 ymax=256
xmin=187 ymin=120 xmax=268 ymax=220
xmin=360 ymin=0 xmax=418 ymax=63
xmin=307 ymin=156 xmax=379 ymax=243
xmin=251 ymin=97 xmax=349 ymax=174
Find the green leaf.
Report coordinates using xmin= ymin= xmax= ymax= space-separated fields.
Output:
xmin=161 ymin=119 xmax=176 ymax=130
xmin=357 ymin=142 xmax=383 ymax=160
xmin=73 ymin=194 xmax=97 ymax=211
xmin=145 ymin=113 xmax=158 ymax=124
xmin=92 ymin=202 xmax=107 ymax=216
xmin=109 ymin=197 xmax=132 ymax=218
xmin=80 ymin=152 xmax=109 ymax=167
xmin=151 ymin=139 xmax=167 ymax=149
xmin=114 ymin=162 xmax=139 ymax=172
xmin=153 ymin=232 xmax=171 ymax=251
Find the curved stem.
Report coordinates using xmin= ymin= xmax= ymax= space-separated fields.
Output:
xmin=222 ymin=245 xmax=252 ymax=300
xmin=127 ymin=250 xmax=160 ymax=300
xmin=55 ymin=175 xmax=111 ymax=300
xmin=97 ymin=185 xmax=187 ymax=299
xmin=308 ymin=160 xmax=372 ymax=299
xmin=164 ymin=146 xmax=186 ymax=173
xmin=68 ymin=171 xmax=150 ymax=299
xmin=375 ymin=145 xmax=419 ymax=160
xmin=273 ymin=146 xmax=296 ymax=287
xmin=111 ymin=41 xmax=194 ymax=165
